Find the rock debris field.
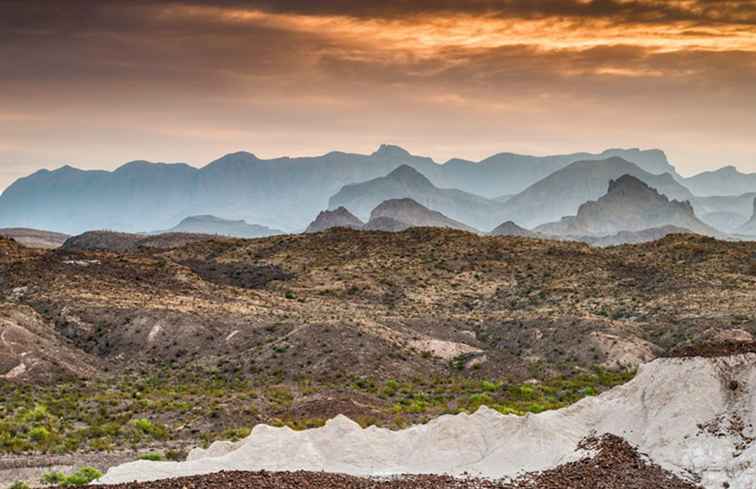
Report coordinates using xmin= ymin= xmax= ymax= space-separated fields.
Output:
xmin=84 ymin=434 xmax=699 ymax=489
xmin=98 ymin=354 xmax=756 ymax=489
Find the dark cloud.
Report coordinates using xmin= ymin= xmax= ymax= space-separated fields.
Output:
xmin=0 ymin=0 xmax=754 ymax=188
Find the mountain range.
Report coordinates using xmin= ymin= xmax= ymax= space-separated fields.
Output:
xmin=0 ymin=145 xmax=702 ymax=235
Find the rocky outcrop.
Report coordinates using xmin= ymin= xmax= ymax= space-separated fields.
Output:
xmin=305 ymin=207 xmax=364 ymax=233
xmin=366 ymin=199 xmax=477 ymax=233
xmin=569 ymin=175 xmax=715 ymax=236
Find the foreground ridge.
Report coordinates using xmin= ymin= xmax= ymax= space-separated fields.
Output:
xmin=100 ymin=355 xmax=756 ymax=489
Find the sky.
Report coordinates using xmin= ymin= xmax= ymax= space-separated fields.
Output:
xmin=1 ymin=0 xmax=756 ymax=190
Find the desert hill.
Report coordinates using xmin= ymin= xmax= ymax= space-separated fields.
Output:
xmin=305 ymin=207 xmax=364 ymax=233
xmin=366 ymin=198 xmax=477 ymax=233
xmin=161 ymin=215 xmax=284 ymax=238
xmin=0 ymin=227 xmax=69 ymax=249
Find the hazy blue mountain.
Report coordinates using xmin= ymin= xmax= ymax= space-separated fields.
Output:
xmin=431 ymin=148 xmax=675 ymax=197
xmin=683 ymin=166 xmax=756 ymax=197
xmin=699 ymin=211 xmax=749 ymax=234
xmin=736 ymin=198 xmax=756 ymax=236
xmin=691 ymin=192 xmax=756 ymax=225
xmin=497 ymin=157 xmax=694 ymax=228
xmin=0 ymin=145 xmax=681 ymax=234
xmin=328 ymin=165 xmax=508 ymax=230
xmin=161 ymin=215 xmax=284 ymax=238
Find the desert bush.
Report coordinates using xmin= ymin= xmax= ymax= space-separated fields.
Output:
xmin=41 ymin=471 xmax=66 ymax=485
xmin=61 ymin=467 xmax=103 ymax=486
xmin=138 ymin=452 xmax=165 ymax=461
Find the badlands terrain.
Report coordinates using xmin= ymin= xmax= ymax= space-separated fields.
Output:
xmin=1 ymin=225 xmax=755 ymax=487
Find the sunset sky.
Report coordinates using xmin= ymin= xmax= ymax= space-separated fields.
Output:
xmin=2 ymin=0 xmax=755 ymax=189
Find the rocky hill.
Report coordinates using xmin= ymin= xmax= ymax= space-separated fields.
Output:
xmin=305 ymin=207 xmax=364 ymax=233
xmin=0 ymin=147 xmax=678 ymax=234
xmin=329 ymin=165 xmax=507 ymax=230
xmin=0 ymin=228 xmax=69 ymax=249
xmin=497 ymin=158 xmax=693 ymax=228
xmin=367 ymin=198 xmax=477 ymax=233
xmin=362 ymin=216 xmax=410 ymax=232
xmin=62 ymin=231 xmax=218 ymax=252
xmin=162 ymin=215 xmax=284 ymax=238
xmin=736 ymin=198 xmax=756 ymax=236
xmin=584 ymin=226 xmax=692 ymax=247
xmin=568 ymin=175 xmax=716 ymax=236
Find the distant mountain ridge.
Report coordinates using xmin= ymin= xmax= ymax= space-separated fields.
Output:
xmin=684 ymin=166 xmax=756 ymax=197
xmin=0 ymin=145 xmax=680 ymax=234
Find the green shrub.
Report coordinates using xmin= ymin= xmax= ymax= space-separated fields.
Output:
xmin=22 ymin=404 xmax=49 ymax=423
xmin=29 ymin=426 xmax=51 ymax=442
xmin=222 ymin=427 xmax=251 ymax=441
xmin=130 ymin=418 xmax=167 ymax=439
xmin=138 ymin=452 xmax=165 ymax=461
xmin=61 ymin=467 xmax=103 ymax=486
xmin=10 ymin=481 xmax=30 ymax=489
xmin=41 ymin=471 xmax=66 ymax=485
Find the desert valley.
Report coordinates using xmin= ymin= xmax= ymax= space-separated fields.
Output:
xmin=0 ymin=144 xmax=755 ymax=489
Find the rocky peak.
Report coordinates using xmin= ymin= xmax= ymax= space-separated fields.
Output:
xmin=571 ymin=175 xmax=712 ymax=236
xmin=369 ymin=198 xmax=476 ymax=233
xmin=305 ymin=207 xmax=364 ymax=233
